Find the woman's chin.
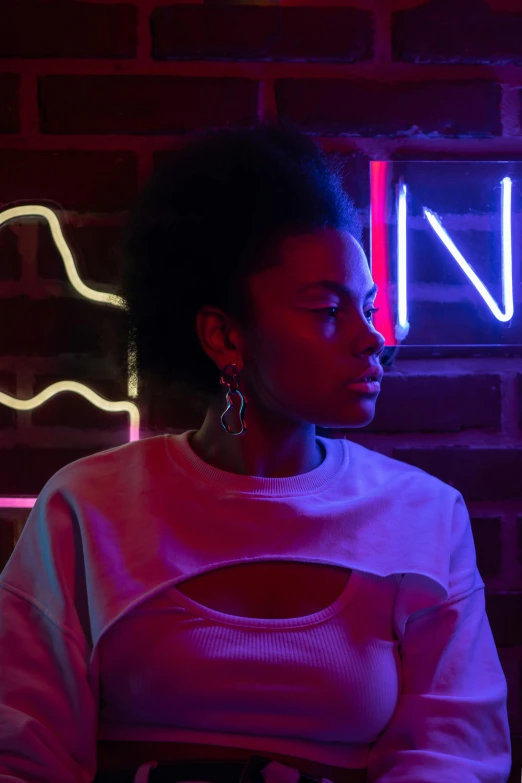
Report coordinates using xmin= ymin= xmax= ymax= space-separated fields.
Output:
xmin=317 ymin=406 xmax=377 ymax=433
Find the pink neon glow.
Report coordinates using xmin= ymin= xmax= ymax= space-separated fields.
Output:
xmin=0 ymin=499 xmax=35 ymax=509
xmin=370 ymin=162 xmax=395 ymax=346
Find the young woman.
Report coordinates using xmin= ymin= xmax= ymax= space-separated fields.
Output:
xmin=0 ymin=124 xmax=511 ymax=783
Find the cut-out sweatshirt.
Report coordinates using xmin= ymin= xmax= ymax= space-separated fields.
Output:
xmin=0 ymin=430 xmax=511 ymax=782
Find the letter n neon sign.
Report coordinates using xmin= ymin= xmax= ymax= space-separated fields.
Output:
xmin=370 ymin=161 xmax=516 ymax=347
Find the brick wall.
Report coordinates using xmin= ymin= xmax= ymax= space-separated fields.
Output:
xmin=1 ymin=0 xmax=521 ymax=778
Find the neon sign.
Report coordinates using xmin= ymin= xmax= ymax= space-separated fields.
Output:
xmin=0 ymin=205 xmax=140 ymax=510
xmin=370 ymin=161 xmax=521 ymax=348
xmin=2 ymin=164 xmax=522 ymax=509
xmin=421 ymin=178 xmax=513 ymax=323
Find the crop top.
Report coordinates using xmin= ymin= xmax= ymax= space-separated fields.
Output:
xmin=0 ymin=430 xmax=512 ymax=782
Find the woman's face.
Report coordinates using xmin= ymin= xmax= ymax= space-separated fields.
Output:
xmin=238 ymin=228 xmax=386 ymax=430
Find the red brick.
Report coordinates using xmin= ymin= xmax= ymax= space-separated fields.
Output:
xmin=276 ymin=79 xmax=501 ymax=137
xmin=392 ymin=447 xmax=522 ymax=500
xmin=487 ymin=0 xmax=522 ymax=9
xmin=0 ymin=1 xmax=137 ymax=58
xmin=366 ymin=373 xmax=501 ymax=433
xmin=0 ymin=519 xmax=15 ymax=573
xmin=0 ymin=372 xmax=17 ymax=431
xmin=0 ymin=298 xmax=126 ymax=360
xmin=0 ymin=224 xmax=21 ymax=281
xmin=471 ymin=516 xmax=502 ymax=578
xmin=39 ymin=76 xmax=258 ymax=134
xmin=0 ymin=446 xmax=119 ymax=496
xmin=37 ymin=224 xmax=123 ymax=285
xmin=0 ymin=74 xmax=20 ymax=133
xmin=486 ymin=592 xmax=522 ymax=646
xmin=0 ymin=150 xmax=138 ymax=211
xmin=393 ymin=0 xmax=522 ymax=64
xmin=510 ymin=736 xmax=522 ymax=783
xmin=152 ymin=5 xmax=372 ymax=62
xmin=516 ymin=514 xmax=522 ymax=573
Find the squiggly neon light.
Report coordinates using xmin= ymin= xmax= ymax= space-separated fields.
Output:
xmin=0 ymin=205 xmax=140 ymax=510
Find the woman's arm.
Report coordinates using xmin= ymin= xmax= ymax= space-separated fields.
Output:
xmin=366 ymin=492 xmax=512 ymax=783
xmin=0 ymin=482 xmax=99 ymax=782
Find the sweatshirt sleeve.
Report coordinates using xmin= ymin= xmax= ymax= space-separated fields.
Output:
xmin=0 ymin=478 xmax=99 ymax=782
xmin=365 ymin=491 xmax=512 ymax=783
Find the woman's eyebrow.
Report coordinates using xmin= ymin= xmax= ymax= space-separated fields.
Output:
xmin=296 ymin=281 xmax=378 ymax=301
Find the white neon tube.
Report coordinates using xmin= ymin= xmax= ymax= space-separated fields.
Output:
xmin=501 ymin=177 xmax=514 ymax=321
xmin=396 ymin=181 xmax=410 ymax=340
xmin=423 ymin=178 xmax=514 ymax=322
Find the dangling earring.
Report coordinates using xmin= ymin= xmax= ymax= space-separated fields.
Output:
xmin=220 ymin=363 xmax=248 ymax=436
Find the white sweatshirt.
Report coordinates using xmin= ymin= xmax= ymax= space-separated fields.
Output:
xmin=0 ymin=430 xmax=512 ymax=783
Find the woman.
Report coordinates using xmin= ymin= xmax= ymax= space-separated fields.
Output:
xmin=0 ymin=124 xmax=511 ymax=783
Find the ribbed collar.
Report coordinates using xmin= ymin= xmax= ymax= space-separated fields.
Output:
xmin=164 ymin=429 xmax=349 ymax=496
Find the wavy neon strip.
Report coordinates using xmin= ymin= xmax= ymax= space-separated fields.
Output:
xmin=0 ymin=205 xmax=140 ymax=510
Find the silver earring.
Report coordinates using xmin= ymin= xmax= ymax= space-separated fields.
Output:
xmin=220 ymin=363 xmax=247 ymax=435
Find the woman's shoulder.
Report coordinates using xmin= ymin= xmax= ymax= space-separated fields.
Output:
xmin=343 ymin=437 xmax=456 ymax=498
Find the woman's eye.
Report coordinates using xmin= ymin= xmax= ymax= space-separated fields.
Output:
xmin=365 ymin=307 xmax=380 ymax=322
xmin=315 ymin=307 xmax=340 ymax=319
xmin=314 ymin=307 xmax=380 ymax=322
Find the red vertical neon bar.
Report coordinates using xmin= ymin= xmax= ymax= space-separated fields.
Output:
xmin=370 ymin=161 xmax=395 ymax=346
